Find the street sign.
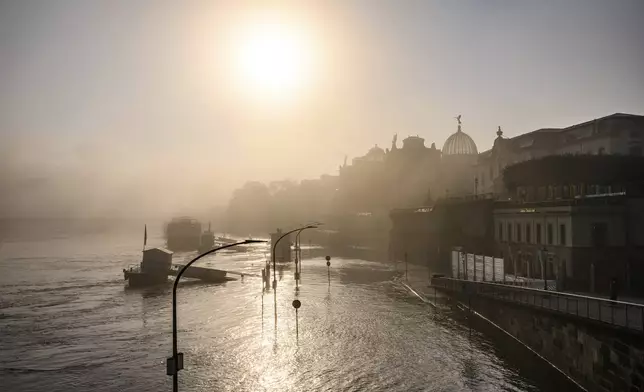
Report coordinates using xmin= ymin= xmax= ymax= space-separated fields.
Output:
xmin=166 ymin=353 xmax=184 ymax=376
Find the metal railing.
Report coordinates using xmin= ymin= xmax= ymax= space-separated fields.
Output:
xmin=496 ymin=276 xmax=558 ymax=291
xmin=432 ymin=277 xmax=644 ymax=333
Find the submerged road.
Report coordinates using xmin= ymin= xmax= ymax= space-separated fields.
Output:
xmin=0 ymin=233 xmax=581 ymax=391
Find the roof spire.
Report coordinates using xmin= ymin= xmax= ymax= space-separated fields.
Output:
xmin=455 ymin=115 xmax=462 ymax=132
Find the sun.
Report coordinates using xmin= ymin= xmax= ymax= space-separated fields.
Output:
xmin=234 ymin=19 xmax=313 ymax=102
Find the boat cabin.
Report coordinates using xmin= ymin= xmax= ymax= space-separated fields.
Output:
xmin=141 ymin=247 xmax=173 ymax=274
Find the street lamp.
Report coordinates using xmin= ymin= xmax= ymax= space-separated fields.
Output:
xmin=168 ymin=239 xmax=266 ymax=392
xmin=271 ymin=225 xmax=317 ymax=326
xmin=294 ymin=222 xmax=322 ymax=277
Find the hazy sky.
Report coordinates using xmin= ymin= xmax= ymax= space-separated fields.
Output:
xmin=2 ymin=0 xmax=643 ymax=219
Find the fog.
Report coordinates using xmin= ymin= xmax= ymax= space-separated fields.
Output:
xmin=2 ymin=0 xmax=643 ymax=229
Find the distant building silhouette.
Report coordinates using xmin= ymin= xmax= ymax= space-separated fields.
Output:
xmin=475 ymin=113 xmax=644 ymax=196
xmin=391 ymin=124 xmax=644 ymax=297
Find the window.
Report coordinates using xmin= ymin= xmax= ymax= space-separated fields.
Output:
xmin=629 ymin=146 xmax=642 ymax=156
xmin=526 ymin=224 xmax=531 ymax=243
xmin=507 ymin=223 xmax=512 ymax=242
xmin=598 ymin=147 xmax=605 ymax=155
xmin=498 ymin=222 xmax=503 ymax=241
xmin=559 ymin=224 xmax=566 ymax=246
xmin=591 ymin=222 xmax=608 ymax=247
xmin=536 ymin=223 xmax=542 ymax=244
xmin=517 ymin=223 xmax=522 ymax=242
xmin=547 ymin=223 xmax=553 ymax=245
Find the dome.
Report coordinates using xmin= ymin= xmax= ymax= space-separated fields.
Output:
xmin=367 ymin=144 xmax=385 ymax=156
xmin=442 ymin=125 xmax=478 ymax=155
xmin=361 ymin=144 xmax=385 ymax=162
xmin=402 ymin=135 xmax=426 ymax=149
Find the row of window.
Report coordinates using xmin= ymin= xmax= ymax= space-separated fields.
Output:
xmin=515 ymin=184 xmax=624 ymax=202
xmin=498 ymin=222 xmax=566 ymax=246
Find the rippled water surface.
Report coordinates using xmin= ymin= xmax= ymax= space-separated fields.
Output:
xmin=0 ymin=230 xmax=580 ymax=391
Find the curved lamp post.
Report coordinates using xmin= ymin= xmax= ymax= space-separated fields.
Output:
xmin=295 ymin=231 xmax=303 ymax=274
xmin=168 ymin=239 xmax=266 ymax=392
xmin=272 ymin=225 xmax=317 ymax=325
xmin=294 ymin=222 xmax=322 ymax=277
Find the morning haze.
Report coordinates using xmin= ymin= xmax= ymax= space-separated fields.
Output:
xmin=1 ymin=0 xmax=643 ymax=222
xmin=3 ymin=2 xmax=644 ymax=392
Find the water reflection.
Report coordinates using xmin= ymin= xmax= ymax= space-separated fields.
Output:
xmin=1 ymin=235 xmax=582 ymax=392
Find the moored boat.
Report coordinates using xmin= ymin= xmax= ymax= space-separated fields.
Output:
xmin=165 ymin=217 xmax=202 ymax=252
xmin=123 ymin=247 xmax=173 ymax=288
xmin=198 ymin=222 xmax=215 ymax=253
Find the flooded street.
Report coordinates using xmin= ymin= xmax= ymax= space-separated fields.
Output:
xmin=1 ymin=232 xmax=579 ymax=391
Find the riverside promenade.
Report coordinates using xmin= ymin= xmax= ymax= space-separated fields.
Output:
xmin=398 ymin=260 xmax=644 ymax=334
xmin=402 ymin=260 xmax=644 ymax=392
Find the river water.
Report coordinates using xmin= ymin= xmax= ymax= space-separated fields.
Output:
xmin=0 ymin=229 xmax=580 ymax=391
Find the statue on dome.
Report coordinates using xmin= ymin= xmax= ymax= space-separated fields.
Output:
xmin=497 ymin=126 xmax=503 ymax=137
xmin=391 ymin=133 xmax=398 ymax=150
xmin=454 ymin=115 xmax=463 ymax=132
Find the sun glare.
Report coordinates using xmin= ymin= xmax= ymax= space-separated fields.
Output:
xmin=234 ymin=19 xmax=313 ymax=102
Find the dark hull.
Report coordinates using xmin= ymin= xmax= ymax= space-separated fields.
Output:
xmin=166 ymin=237 xmax=200 ymax=252
xmin=124 ymin=271 xmax=168 ymax=288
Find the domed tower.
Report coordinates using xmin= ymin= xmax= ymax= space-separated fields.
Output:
xmin=441 ymin=115 xmax=479 ymax=197
xmin=442 ymin=121 xmax=478 ymax=155
xmin=365 ymin=144 xmax=385 ymax=162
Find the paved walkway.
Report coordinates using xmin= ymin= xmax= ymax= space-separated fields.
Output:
xmin=569 ymin=291 xmax=644 ymax=305
xmin=396 ymin=262 xmax=644 ymax=333
xmin=436 ymin=278 xmax=644 ymax=333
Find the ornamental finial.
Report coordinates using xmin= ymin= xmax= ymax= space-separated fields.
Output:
xmin=455 ymin=115 xmax=462 ymax=132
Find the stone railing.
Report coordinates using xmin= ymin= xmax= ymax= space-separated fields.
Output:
xmin=432 ymin=277 xmax=644 ymax=333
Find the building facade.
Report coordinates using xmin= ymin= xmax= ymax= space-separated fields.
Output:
xmin=390 ymin=127 xmax=644 ymax=297
xmin=475 ymin=113 xmax=644 ymax=196
xmin=336 ymin=117 xmax=479 ymax=216
xmin=493 ymin=154 xmax=644 ymax=295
